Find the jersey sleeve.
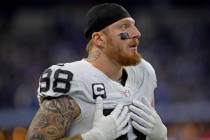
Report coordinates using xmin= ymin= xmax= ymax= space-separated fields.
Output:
xmin=37 ymin=62 xmax=96 ymax=105
xmin=37 ymin=64 xmax=75 ymax=103
xmin=134 ymin=59 xmax=157 ymax=102
xmin=142 ymin=59 xmax=157 ymax=88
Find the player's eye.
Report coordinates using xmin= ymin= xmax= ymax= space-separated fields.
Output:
xmin=121 ymin=24 xmax=128 ymax=30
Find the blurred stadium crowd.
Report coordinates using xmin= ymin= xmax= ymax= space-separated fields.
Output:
xmin=0 ymin=0 xmax=210 ymax=139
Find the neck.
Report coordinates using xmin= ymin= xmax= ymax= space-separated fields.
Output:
xmin=87 ymin=49 xmax=123 ymax=81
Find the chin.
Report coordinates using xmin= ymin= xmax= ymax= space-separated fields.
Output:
xmin=118 ymin=52 xmax=142 ymax=66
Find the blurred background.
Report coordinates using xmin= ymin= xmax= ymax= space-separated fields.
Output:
xmin=0 ymin=0 xmax=210 ymax=139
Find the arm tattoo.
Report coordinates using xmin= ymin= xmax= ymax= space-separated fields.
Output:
xmin=27 ymin=96 xmax=82 ymax=140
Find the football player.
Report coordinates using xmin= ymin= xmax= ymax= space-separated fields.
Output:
xmin=27 ymin=3 xmax=167 ymax=140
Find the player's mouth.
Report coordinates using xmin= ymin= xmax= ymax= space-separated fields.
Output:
xmin=128 ymin=45 xmax=137 ymax=51
xmin=128 ymin=41 xmax=139 ymax=51
xmin=129 ymin=44 xmax=138 ymax=48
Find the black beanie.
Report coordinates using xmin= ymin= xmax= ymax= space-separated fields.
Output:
xmin=84 ymin=3 xmax=131 ymax=41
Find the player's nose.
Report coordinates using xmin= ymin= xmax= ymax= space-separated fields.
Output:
xmin=130 ymin=26 xmax=141 ymax=40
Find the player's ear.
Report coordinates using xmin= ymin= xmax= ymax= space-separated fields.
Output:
xmin=92 ymin=32 xmax=106 ymax=49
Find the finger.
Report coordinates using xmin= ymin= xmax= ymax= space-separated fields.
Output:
xmin=117 ymin=106 xmax=129 ymax=124
xmin=111 ymin=104 xmax=124 ymax=118
xmin=133 ymin=100 xmax=156 ymax=118
xmin=118 ymin=111 xmax=130 ymax=130
xmin=132 ymin=121 xmax=152 ymax=135
xmin=129 ymin=105 xmax=156 ymax=124
xmin=94 ymin=96 xmax=103 ymax=119
xmin=120 ymin=123 xmax=132 ymax=135
xmin=130 ymin=112 xmax=154 ymax=129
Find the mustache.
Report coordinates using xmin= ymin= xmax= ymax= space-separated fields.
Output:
xmin=128 ymin=39 xmax=139 ymax=47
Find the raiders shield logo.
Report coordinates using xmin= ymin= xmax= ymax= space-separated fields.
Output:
xmin=92 ymin=83 xmax=106 ymax=99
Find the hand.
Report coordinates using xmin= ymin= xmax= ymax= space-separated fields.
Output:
xmin=82 ymin=97 xmax=131 ymax=140
xmin=129 ymin=97 xmax=167 ymax=140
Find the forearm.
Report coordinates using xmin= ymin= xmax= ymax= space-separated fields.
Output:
xmin=27 ymin=96 xmax=81 ymax=140
xmin=27 ymin=131 xmax=83 ymax=140
xmin=59 ymin=134 xmax=83 ymax=140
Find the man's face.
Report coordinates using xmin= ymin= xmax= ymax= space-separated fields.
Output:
xmin=103 ymin=17 xmax=142 ymax=66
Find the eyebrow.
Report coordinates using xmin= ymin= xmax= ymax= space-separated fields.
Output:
xmin=109 ymin=18 xmax=136 ymax=29
xmin=120 ymin=19 xmax=136 ymax=25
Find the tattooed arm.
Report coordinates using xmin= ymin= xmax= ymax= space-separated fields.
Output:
xmin=27 ymin=95 xmax=131 ymax=140
xmin=27 ymin=96 xmax=82 ymax=140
